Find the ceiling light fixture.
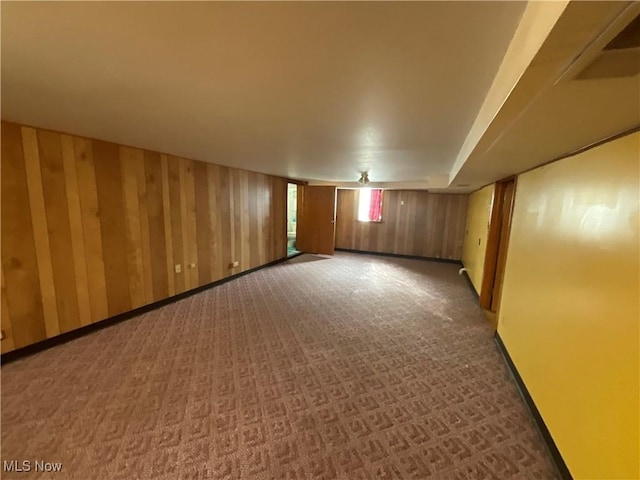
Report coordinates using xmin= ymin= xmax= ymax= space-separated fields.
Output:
xmin=358 ymin=172 xmax=370 ymax=185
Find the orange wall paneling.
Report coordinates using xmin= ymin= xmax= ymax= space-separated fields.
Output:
xmin=0 ymin=121 xmax=287 ymax=352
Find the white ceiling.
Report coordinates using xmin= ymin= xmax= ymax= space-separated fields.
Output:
xmin=2 ymin=2 xmax=638 ymax=192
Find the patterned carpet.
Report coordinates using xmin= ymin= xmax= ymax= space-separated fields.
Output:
xmin=1 ymin=252 xmax=559 ymax=479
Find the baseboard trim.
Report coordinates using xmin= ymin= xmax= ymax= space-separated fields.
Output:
xmin=335 ymin=248 xmax=462 ymax=265
xmin=1 ymin=255 xmax=290 ymax=364
xmin=494 ymin=333 xmax=573 ymax=480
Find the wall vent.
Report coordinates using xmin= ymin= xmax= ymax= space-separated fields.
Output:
xmin=576 ymin=13 xmax=640 ymax=79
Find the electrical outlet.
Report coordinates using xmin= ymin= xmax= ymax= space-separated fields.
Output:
xmin=232 ymin=261 xmax=239 ymax=267
xmin=189 ymin=263 xmax=196 ymax=268
xmin=0 ymin=330 xmax=4 ymax=340
xmin=175 ymin=264 xmax=181 ymax=273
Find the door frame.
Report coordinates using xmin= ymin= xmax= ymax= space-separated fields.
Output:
xmin=479 ymin=176 xmax=517 ymax=311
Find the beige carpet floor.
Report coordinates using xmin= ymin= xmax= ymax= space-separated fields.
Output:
xmin=1 ymin=252 xmax=559 ymax=479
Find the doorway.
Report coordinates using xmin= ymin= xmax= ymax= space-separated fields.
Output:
xmin=296 ymin=185 xmax=337 ymax=255
xmin=287 ymin=183 xmax=300 ymax=257
xmin=480 ymin=177 xmax=517 ymax=314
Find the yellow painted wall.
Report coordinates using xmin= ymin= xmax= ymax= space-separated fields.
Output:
xmin=462 ymin=184 xmax=495 ymax=294
xmin=497 ymin=132 xmax=640 ymax=479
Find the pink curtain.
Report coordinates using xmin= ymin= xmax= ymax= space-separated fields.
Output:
xmin=368 ymin=189 xmax=383 ymax=221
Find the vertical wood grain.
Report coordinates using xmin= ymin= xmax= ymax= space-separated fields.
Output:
xmin=194 ymin=161 xmax=211 ymax=285
xmin=37 ymin=129 xmax=81 ymax=333
xmin=2 ymin=123 xmax=47 ymax=347
xmin=60 ymin=135 xmax=92 ymax=326
xmin=20 ymin=126 xmax=60 ymax=338
xmin=454 ymin=195 xmax=469 ymax=259
xmin=391 ymin=191 xmax=403 ymax=253
xmin=120 ymin=146 xmax=146 ymax=309
xmin=1 ymin=267 xmax=16 ymax=353
xmin=256 ymin=174 xmax=266 ymax=266
xmin=265 ymin=177 xmax=275 ymax=262
xmin=335 ymin=189 xmax=468 ymax=260
xmin=160 ymin=154 xmax=175 ymax=296
xmin=145 ymin=151 xmax=169 ymax=301
xmin=273 ymin=178 xmax=287 ymax=258
xmin=238 ymin=170 xmax=250 ymax=269
xmin=229 ymin=169 xmax=238 ymax=273
xmin=264 ymin=176 xmax=273 ymax=261
xmin=219 ymin=166 xmax=233 ymax=277
xmin=1 ymin=121 xmax=289 ymax=352
xmin=248 ymin=172 xmax=259 ymax=268
xmin=433 ymin=195 xmax=448 ymax=257
xmin=423 ymin=194 xmax=438 ymax=257
xmin=384 ymin=190 xmax=399 ymax=253
xmin=74 ymin=136 xmax=109 ymax=322
xmin=208 ymin=164 xmax=224 ymax=282
xmin=136 ymin=152 xmax=154 ymax=305
xmin=404 ymin=192 xmax=418 ymax=254
xmin=374 ymin=192 xmax=387 ymax=252
xmin=93 ymin=140 xmax=132 ymax=316
xmin=183 ymin=159 xmax=199 ymax=289
xmin=168 ymin=157 xmax=185 ymax=293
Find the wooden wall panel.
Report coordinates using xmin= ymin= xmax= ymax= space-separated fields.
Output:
xmin=207 ymin=165 xmax=223 ymax=282
xmin=184 ymin=159 xmax=199 ymax=290
xmin=21 ymin=127 xmax=60 ymax=338
xmin=0 ymin=120 xmax=287 ymax=352
xmin=231 ymin=170 xmax=242 ymax=272
xmin=120 ymin=147 xmax=146 ymax=309
xmin=160 ymin=154 xmax=175 ymax=296
xmin=144 ymin=151 xmax=169 ymax=301
xmin=73 ymin=136 xmax=109 ymax=323
xmin=1 ymin=123 xmax=47 ymax=348
xmin=230 ymin=170 xmax=241 ymax=273
xmin=168 ymin=157 xmax=185 ymax=294
xmin=38 ymin=129 xmax=82 ymax=333
xmin=248 ymin=173 xmax=260 ymax=269
xmin=1 ymin=267 xmax=16 ymax=353
xmin=272 ymin=178 xmax=287 ymax=258
xmin=335 ymin=189 xmax=468 ymax=260
xmin=61 ymin=135 xmax=92 ymax=326
xmin=194 ymin=161 xmax=211 ymax=286
xmin=94 ymin=141 xmax=132 ymax=317
xmin=255 ymin=174 xmax=266 ymax=267
xmin=218 ymin=166 xmax=233 ymax=278
xmin=135 ymin=151 xmax=154 ymax=306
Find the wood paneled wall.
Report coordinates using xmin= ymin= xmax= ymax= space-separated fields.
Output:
xmin=335 ymin=189 xmax=468 ymax=260
xmin=1 ymin=121 xmax=287 ymax=353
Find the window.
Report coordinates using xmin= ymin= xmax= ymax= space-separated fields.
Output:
xmin=357 ymin=188 xmax=384 ymax=222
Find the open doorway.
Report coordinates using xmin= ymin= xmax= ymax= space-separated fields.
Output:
xmin=480 ymin=177 xmax=517 ymax=315
xmin=287 ymin=183 xmax=300 ymax=257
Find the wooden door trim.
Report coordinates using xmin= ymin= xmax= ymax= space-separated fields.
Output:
xmin=479 ymin=176 xmax=517 ymax=310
